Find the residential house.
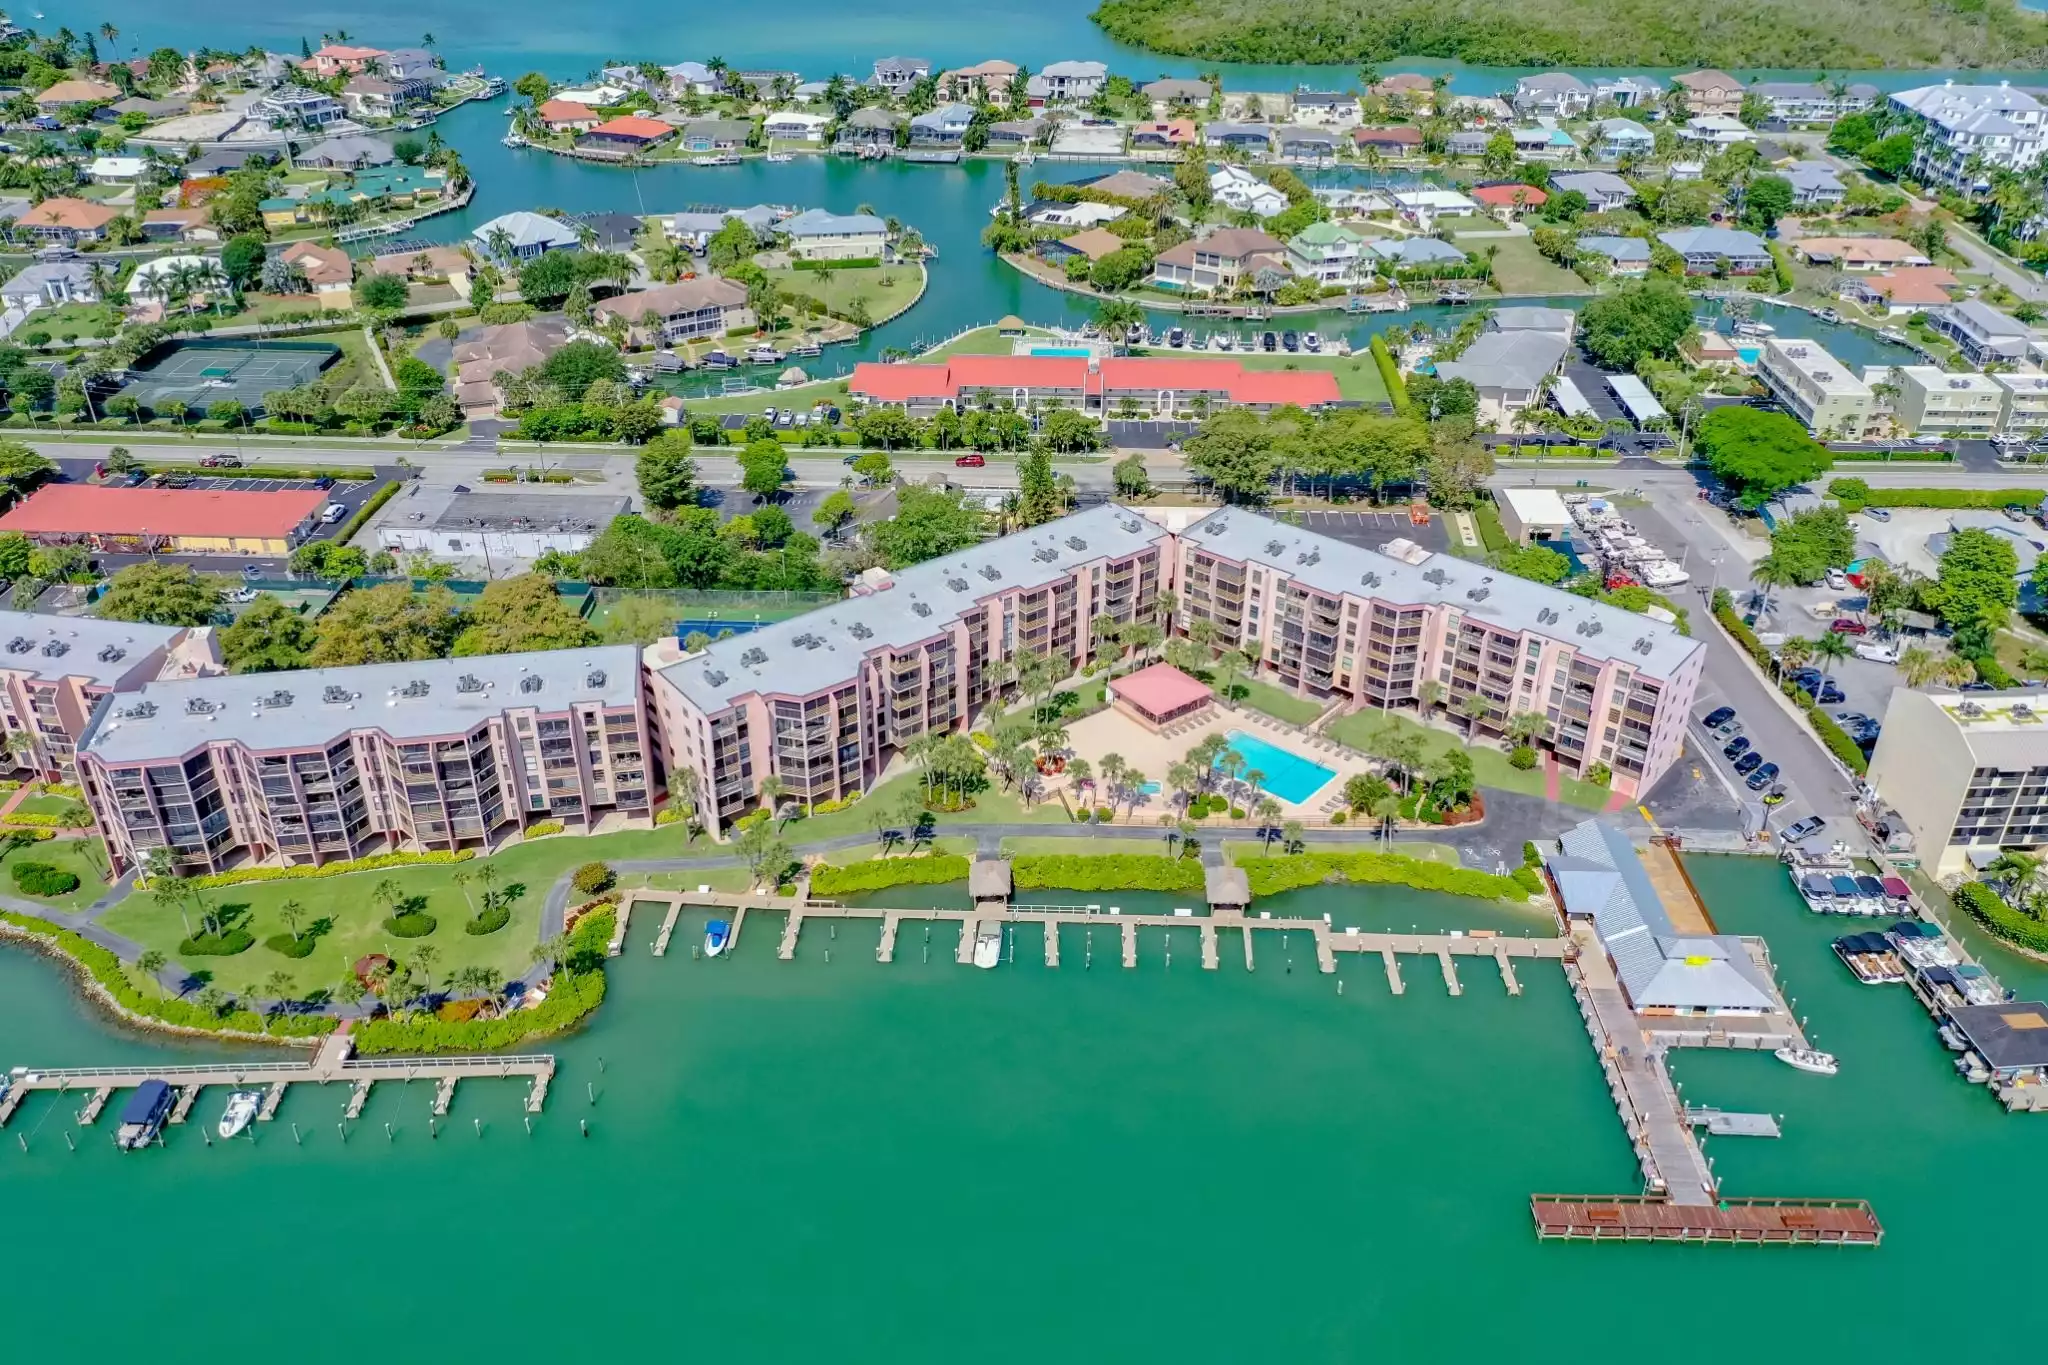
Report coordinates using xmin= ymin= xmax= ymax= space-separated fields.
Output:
xmin=537 ymin=99 xmax=600 ymax=133
xmin=1204 ymin=122 xmax=1273 ymax=155
xmin=1445 ymin=129 xmax=1492 ymax=158
xmin=1751 ymin=81 xmax=1878 ymax=123
xmin=1130 ymin=119 xmax=1195 ymax=151
xmin=1285 ymin=221 xmax=1370 ymax=283
xmin=1391 ymin=188 xmax=1480 ymax=223
xmin=728 ymin=70 xmax=798 ymax=100
xmin=471 ymin=210 xmax=581 ymax=262
xmin=1369 ymin=73 xmax=1437 ymax=106
xmin=276 ymin=241 xmax=354 ymax=311
xmin=377 ymin=48 xmax=443 ymax=82
xmin=1756 ymin=337 xmax=1878 ymax=437
xmin=939 ymin=60 xmax=1019 ymax=103
xmin=578 ymin=115 xmax=678 ymax=155
xmin=349 ymin=166 xmax=449 ymax=208
xmin=762 ymin=111 xmax=830 ymax=142
xmin=664 ymin=62 xmax=718 ymax=97
xmin=1667 ymin=159 xmax=1708 ymax=181
xmin=140 ymin=207 xmax=217 ymax=244
xmin=1512 ymin=123 xmax=1580 ymax=161
xmin=307 ymin=44 xmax=388 ymax=77
xmin=1512 ymin=73 xmax=1592 ymax=120
xmin=1024 ymin=200 xmax=1126 ymax=229
xmin=1658 ymin=226 xmax=1772 ymax=274
xmin=985 ymin=118 xmax=1047 ymax=148
xmin=591 ymin=278 xmax=754 ymax=346
xmin=1034 ymin=60 xmax=1107 ymax=106
xmin=1794 ymin=237 xmax=1927 ymax=271
xmin=1208 ymin=165 xmax=1287 ymax=217
xmin=1445 ymin=94 xmax=1514 ymax=126
xmin=554 ymin=84 xmax=631 ymax=107
xmin=1471 ymin=183 xmax=1548 ymax=222
xmin=1220 ymin=91 xmax=1292 ymax=121
xmin=871 ymin=57 xmax=931 ymax=94
xmin=1290 ymin=90 xmax=1360 ymax=127
xmin=567 ymin=211 xmax=645 ymax=252
xmin=257 ymin=87 xmax=347 ymax=129
xmin=450 ymin=316 xmax=574 ymax=416
xmin=1037 ymin=227 xmax=1125 ymax=268
xmin=1678 ymin=114 xmax=1753 ymax=147
xmin=1840 ymin=266 xmax=1959 ymax=314
xmin=780 ymin=208 xmax=889 ymax=261
xmin=86 ymin=156 xmax=146 ymax=183
xmin=0 ymin=248 xmax=100 ymax=309
xmin=1575 ymin=235 xmax=1651 ymax=275
xmin=1369 ymin=237 xmax=1468 ymax=269
xmin=1434 ymin=316 xmax=1572 ymax=425
xmin=1550 ymin=170 xmax=1637 ymax=212
xmin=908 ymin=104 xmax=976 ymax=147
xmin=1886 ymin=365 xmax=2005 ymax=437
xmin=1928 ymin=299 xmax=2032 ymax=365
xmin=16 ymin=198 xmax=119 ymax=245
xmin=835 ymin=107 xmax=904 ymax=152
xmin=341 ymin=73 xmax=432 ymax=120
xmin=677 ymin=118 xmax=751 ymax=153
xmin=1078 ymin=170 xmax=1173 ymax=200
xmin=1993 ymin=373 xmax=2048 ymax=434
xmin=1142 ymin=77 xmax=1212 ymax=115
xmin=369 ymin=245 xmax=471 ymax=294
xmin=1889 ymin=83 xmax=2048 ymax=190
xmin=1276 ymin=126 xmax=1341 ymax=161
xmin=1592 ymin=75 xmax=1664 ymax=109
xmin=663 ymin=204 xmax=781 ymax=251
xmin=99 ymin=94 xmax=188 ymax=122
xmin=1673 ymin=69 xmax=1744 ymax=118
xmin=1149 ymin=228 xmax=1287 ymax=293
xmin=1784 ymin=160 xmax=1845 ymax=206
xmin=1592 ymin=118 xmax=1653 ymax=161
xmin=292 ymin=135 xmax=395 ymax=170
xmin=1352 ymin=125 xmax=1423 ymax=157
xmin=34 ymin=78 xmax=117 ymax=110
xmin=850 ymin=357 xmax=1334 ymax=418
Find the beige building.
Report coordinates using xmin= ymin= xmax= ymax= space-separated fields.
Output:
xmin=1994 ymin=372 xmax=2048 ymax=435
xmin=1868 ymin=688 xmax=2048 ymax=876
xmin=1757 ymin=338 xmax=1876 ymax=438
xmin=1889 ymin=365 xmax=2005 ymax=437
xmin=1673 ymin=69 xmax=1744 ymax=118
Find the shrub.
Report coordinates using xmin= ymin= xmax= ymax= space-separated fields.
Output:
xmin=809 ymin=854 xmax=970 ymax=896
xmin=572 ymin=861 xmax=617 ymax=895
xmin=1237 ymin=851 xmax=1525 ymax=901
xmin=384 ymin=911 xmax=437 ymax=937
xmin=1371 ymin=333 xmax=1408 ymax=413
xmin=464 ymin=905 xmax=510 ymax=936
xmin=1509 ymin=745 xmax=1538 ymax=770
xmin=179 ymin=928 xmax=254 ymax=955
xmin=1012 ymin=854 xmax=1205 ymax=892
xmin=39 ymin=782 xmax=82 ymax=799
xmin=10 ymin=861 xmax=79 ymax=895
xmin=1329 ymin=810 xmax=1346 ymax=824
xmin=526 ymin=820 xmax=565 ymax=838
xmin=1095 ymin=805 xmax=1115 ymax=822
xmin=1228 ymin=806 xmax=1247 ymax=819
xmin=1586 ymin=762 xmax=1612 ymax=787
xmin=264 ymin=931 xmax=319 ymax=958
xmin=1955 ymin=881 xmax=2048 ymax=954
xmin=334 ymin=481 xmax=402 ymax=547
xmin=173 ymin=849 xmax=473 ymax=889
xmin=1 ymin=811 xmax=72 ymax=827
xmin=353 ymin=908 xmax=613 ymax=1055
xmin=1826 ymin=481 xmax=2039 ymax=511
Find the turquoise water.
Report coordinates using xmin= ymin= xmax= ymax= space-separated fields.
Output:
xmin=1029 ymin=346 xmax=1094 ymax=356
xmin=1736 ymin=345 xmax=1763 ymax=365
xmin=1213 ymin=728 xmax=1337 ymax=803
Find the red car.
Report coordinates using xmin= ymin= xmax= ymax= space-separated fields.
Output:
xmin=1829 ymin=618 xmax=1868 ymax=635
xmin=954 ymin=453 xmax=986 ymax=467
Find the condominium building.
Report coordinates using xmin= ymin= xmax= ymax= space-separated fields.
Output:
xmin=77 ymin=647 xmax=652 ymax=875
xmin=1889 ymin=82 xmax=2048 ymax=190
xmin=1868 ymin=688 xmax=2048 ymax=876
xmin=1169 ymin=509 xmax=1705 ymax=796
xmin=0 ymin=612 xmax=221 ymax=780
xmin=647 ymin=506 xmax=1171 ymax=835
xmin=849 ymin=354 xmax=1339 ymax=418
xmin=1756 ymin=338 xmax=1877 ymax=438
xmin=1888 ymin=365 xmax=2005 ymax=437
xmin=1994 ymin=372 xmax=2048 ymax=435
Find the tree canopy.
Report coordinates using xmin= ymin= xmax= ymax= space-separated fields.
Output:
xmin=218 ymin=595 xmax=317 ymax=673
xmin=635 ymin=430 xmax=697 ymax=512
xmin=451 ymin=574 xmax=599 ymax=656
xmin=1766 ymin=505 xmax=1856 ymax=584
xmin=307 ymin=583 xmax=461 ymax=666
xmin=1927 ymin=527 xmax=2020 ymax=630
xmin=867 ymin=487 xmax=986 ymax=569
xmin=1696 ymin=406 xmax=1833 ymax=508
xmin=95 ymin=564 xmax=224 ymax=627
xmin=1575 ymin=277 xmax=1695 ymax=371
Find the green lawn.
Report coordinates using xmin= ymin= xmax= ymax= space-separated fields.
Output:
xmin=768 ymin=262 xmax=924 ymax=326
xmin=923 ymin=325 xmax=1053 ymax=360
xmin=1221 ymin=838 xmax=1463 ymax=864
xmin=624 ymin=866 xmax=757 ymax=894
xmin=12 ymin=793 xmax=80 ymax=819
xmin=1231 ymin=352 xmax=1390 ymax=404
xmin=2 ymin=838 xmax=113 ymax=912
xmin=815 ymin=836 xmax=978 ymax=865
xmin=998 ymin=835 xmax=1169 ymax=856
xmin=771 ymin=770 xmax=1077 ymax=843
xmin=19 ymin=301 xmax=119 ymax=340
xmin=1453 ymin=233 xmax=1589 ymax=296
xmin=1229 ymin=678 xmax=1324 ymax=726
xmin=678 ymin=377 xmax=849 ymax=419
xmin=1324 ymin=708 xmax=1611 ymax=810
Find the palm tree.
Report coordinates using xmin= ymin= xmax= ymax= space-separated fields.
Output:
xmin=452 ymin=869 xmax=476 ymax=918
xmin=261 ymin=969 xmax=295 ymax=1017
xmin=412 ymin=943 xmax=440 ymax=999
xmin=1778 ymin=636 xmax=1812 ymax=677
xmin=757 ymin=775 xmax=787 ymax=824
xmin=278 ymin=899 xmax=307 ymax=943
xmin=1241 ymin=768 xmax=1266 ymax=810
xmin=1121 ymin=768 xmax=1149 ymax=819
xmin=1369 ymin=794 xmax=1401 ymax=846
xmin=136 ymin=949 xmax=167 ymax=998
xmin=1256 ymin=797 xmax=1284 ymax=846
xmin=1455 ymin=691 xmax=1489 ymax=739
xmin=152 ymin=872 xmax=195 ymax=938
xmin=1417 ymin=679 xmax=1446 ymax=718
xmin=1811 ymin=631 xmax=1851 ymax=669
xmin=1897 ymin=645 xmax=1942 ymax=688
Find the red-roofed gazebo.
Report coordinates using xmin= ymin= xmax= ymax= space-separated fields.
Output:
xmin=1107 ymin=662 xmax=1214 ymax=731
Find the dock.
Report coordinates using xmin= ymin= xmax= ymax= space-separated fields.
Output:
xmin=1532 ymin=1194 xmax=1880 ymax=1244
xmin=169 ymin=1084 xmax=201 ymax=1125
xmin=878 ymin=912 xmax=900 ymax=963
xmin=1437 ymin=947 xmax=1461 ymax=996
xmin=652 ymin=901 xmax=683 ymax=957
xmin=1121 ymin=920 xmax=1137 ymax=969
xmin=1381 ymin=947 xmax=1404 ymax=995
xmin=77 ymin=1086 xmax=112 ymax=1125
xmin=1685 ymin=1106 xmax=1782 ymax=1138
xmin=779 ymin=907 xmax=805 ymax=961
xmin=1199 ymin=924 xmax=1218 ymax=970
xmin=1495 ymin=945 xmax=1521 ymax=996
xmin=606 ymin=900 xmax=632 ymax=957
xmin=1044 ymin=921 xmax=1061 ymax=968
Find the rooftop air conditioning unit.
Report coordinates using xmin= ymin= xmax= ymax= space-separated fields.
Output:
xmin=519 ymin=674 xmax=543 ymax=694
xmin=456 ymin=674 xmax=485 ymax=694
xmin=586 ymin=669 xmax=608 ymax=687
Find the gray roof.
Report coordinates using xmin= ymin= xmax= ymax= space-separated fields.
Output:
xmin=1491 ymin=306 xmax=1575 ymax=332
xmin=1142 ymin=78 xmax=1212 ymax=100
xmin=1205 ymin=122 xmax=1272 ymax=142
xmin=1941 ymin=297 xmax=2027 ymax=338
xmin=1436 ymin=329 xmax=1571 ymax=394
xmin=666 ymin=204 xmax=780 ymax=235
xmin=1178 ymin=508 xmax=1700 ymax=677
xmin=2 ymin=252 xmax=96 ymax=296
xmin=1370 ymin=237 xmax=1466 ymax=265
xmin=1593 ymin=118 xmax=1652 ymax=142
xmin=1892 ymin=82 xmax=2046 ymax=135
xmin=427 ymin=491 xmax=629 ymax=533
xmin=1446 ymin=130 xmax=1491 ymax=153
xmin=471 ymin=210 xmax=581 ymax=251
xmin=781 ymin=208 xmax=887 ymax=238
xmin=81 ymin=645 xmax=644 ymax=764
xmin=1042 ymin=60 xmax=1107 ymax=78
xmin=661 ymin=505 xmax=1170 ymax=714
xmin=1659 ymin=226 xmax=1771 ymax=258
xmin=1276 ymin=125 xmax=1340 ymax=147
xmin=681 ymin=118 xmax=753 ymax=141
xmin=0 ymin=611 xmax=184 ymax=687
xmin=842 ymin=106 xmax=904 ymax=129
xmin=1948 ymin=1002 xmax=2048 ymax=1071
xmin=1785 ymin=161 xmax=1844 ymax=194
xmin=293 ymin=135 xmax=394 ymax=165
xmin=1549 ymin=170 xmax=1635 ymax=200
xmin=1548 ymin=819 xmax=1775 ymax=1011
xmin=1577 ymin=234 xmax=1651 ymax=262
xmin=1517 ymin=72 xmax=1591 ymax=96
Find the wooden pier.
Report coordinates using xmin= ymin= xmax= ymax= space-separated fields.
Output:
xmin=653 ymin=901 xmax=683 ymax=957
xmin=1199 ymin=924 xmax=1218 ymax=970
xmin=1532 ymin=1194 xmax=1881 ymax=1245
xmin=606 ymin=900 xmax=632 ymax=957
xmin=169 ymin=1084 xmax=201 ymax=1125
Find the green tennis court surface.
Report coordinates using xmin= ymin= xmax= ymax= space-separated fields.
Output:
xmin=115 ymin=341 xmax=342 ymax=415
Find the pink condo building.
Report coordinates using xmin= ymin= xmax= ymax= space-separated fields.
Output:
xmin=77 ymin=647 xmax=652 ymax=875
xmin=0 ymin=610 xmax=222 ymax=781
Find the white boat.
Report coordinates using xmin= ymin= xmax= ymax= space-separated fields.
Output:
xmin=765 ymin=152 xmax=794 ymax=163
xmin=501 ymin=133 xmax=528 ymax=148
xmin=217 ymin=1090 xmax=260 ymax=1139
xmin=972 ymin=920 xmax=1002 ymax=969
xmin=1732 ymin=321 xmax=1774 ymax=338
xmin=1775 ymin=1046 xmax=1839 ymax=1076
xmin=704 ymin=919 xmax=731 ymax=958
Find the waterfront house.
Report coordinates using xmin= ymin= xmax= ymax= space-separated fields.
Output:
xmin=554 ymin=84 xmax=630 ymax=107
xmin=1755 ymin=338 xmax=1878 ymax=437
xmin=1592 ymin=118 xmax=1654 ymax=161
xmin=1369 ymin=73 xmax=1438 ymax=105
xmin=835 ymin=107 xmax=904 ymax=153
xmin=141 ymin=207 xmax=218 ymax=244
xmin=1888 ymin=83 xmax=2048 ymax=191
xmin=1445 ymin=129 xmax=1491 ymax=158
xmin=86 ymin=156 xmax=146 ymax=183
xmin=1575 ymin=235 xmax=1651 ymax=275
xmin=1142 ymin=77 xmax=1212 ymax=115
xmin=1368 ymin=236 xmax=1467 ymax=268
xmin=939 ymin=60 xmax=1019 ymax=103
xmin=908 ymin=104 xmax=976 ymax=147
xmin=378 ymin=48 xmax=443 ymax=82
xmin=1077 ymin=170 xmax=1173 ymax=200
xmin=1025 ymin=199 xmax=1126 ymax=229
xmin=780 ymin=208 xmax=889 ymax=261
xmin=1672 ymin=69 xmax=1744 ymax=118
xmin=1352 ymin=125 xmax=1423 ymax=156
xmin=1785 ymin=160 xmax=1846 ymax=207
xmin=538 ymin=99 xmax=600 ymax=133
xmin=729 ymin=70 xmax=798 ymax=100
xmin=1840 ymin=266 xmax=1959 ymax=315
xmin=99 ymin=94 xmax=188 ymax=122
xmin=1658 ymin=226 xmax=1772 ymax=274
xmin=986 ymin=118 xmax=1047 ymax=148
xmin=664 ymin=62 xmax=718 ymax=97
xmin=871 ymin=57 xmax=931 ymax=95
xmin=1204 ymin=123 xmax=1273 ymax=155
xmin=16 ymin=197 xmax=119 ymax=245
xmin=677 ymin=118 xmax=751 ymax=153
xmin=1435 ymin=322 xmax=1572 ymax=425
xmin=308 ymin=43 xmax=388 ymax=77
xmin=1512 ymin=122 xmax=1580 ymax=161
xmin=472 ymin=210 xmax=581 ymax=263
xmin=1391 ymin=188 xmax=1480 ymax=223
xmin=451 ymin=315 xmax=572 ymax=414
xmin=1208 ymin=165 xmax=1287 ymax=217
xmin=34 ymin=77 xmax=117 ymax=110
xmin=1290 ymin=90 xmax=1361 ymax=127
xmin=579 ymin=115 xmax=677 ymax=156
xmin=341 ymin=72 xmax=431 ymax=121
xmin=1034 ymin=60 xmax=1108 ymax=106
xmin=762 ymin=111 xmax=829 ymax=142
xmin=592 ymin=278 xmax=755 ymax=346
xmin=1285 ymin=221 xmax=1370 ymax=283
xmin=663 ymin=204 xmax=781 ymax=251
xmin=1512 ymin=73 xmax=1592 ymax=120
xmin=292 ymin=135 xmax=396 ymax=171
xmin=1929 ymin=299 xmax=2031 ymax=365
xmin=1150 ymin=228 xmax=1287 ymax=293
xmin=0 ymin=248 xmax=99 ymax=308
xmin=1130 ymin=119 xmax=1195 ymax=151
xmin=369 ymin=246 xmax=471 ymax=294
xmin=1221 ymin=91 xmax=1292 ymax=121
xmin=1037 ymin=226 xmax=1125 ymax=268
xmin=1549 ymin=170 xmax=1637 ymax=212
xmin=1592 ymin=75 xmax=1664 ymax=109
xmin=1276 ymin=126 xmax=1341 ymax=161
xmin=1752 ymin=81 xmax=1879 ymax=123
xmin=1471 ymin=183 xmax=1548 ymax=222
xmin=257 ymin=87 xmax=347 ymax=130
xmin=1795 ymin=237 xmax=1928 ymax=271
xmin=276 ymin=241 xmax=354 ymax=309
xmin=568 ymin=212 xmax=646 ymax=252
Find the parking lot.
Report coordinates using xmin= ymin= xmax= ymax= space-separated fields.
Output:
xmin=160 ymin=475 xmax=364 ymax=496
xmin=1106 ymin=418 xmax=1198 ymax=449
xmin=1276 ymin=507 xmax=1451 ymax=555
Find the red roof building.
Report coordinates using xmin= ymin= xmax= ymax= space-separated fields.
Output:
xmin=0 ymin=485 xmax=328 ymax=555
xmin=537 ymin=99 xmax=600 ymax=130
xmin=1472 ymin=183 xmax=1549 ymax=213
xmin=850 ymin=355 xmax=1340 ymax=416
xmin=1106 ymin=662 xmax=1213 ymax=729
xmin=580 ymin=115 xmax=677 ymax=150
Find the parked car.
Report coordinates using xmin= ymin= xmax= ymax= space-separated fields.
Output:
xmin=199 ymin=454 xmax=242 ymax=468
xmin=155 ymin=472 xmax=193 ymax=488
xmin=1723 ymin=736 xmax=1752 ymax=760
xmin=842 ymin=452 xmax=859 ymax=465
xmin=1824 ymin=568 xmax=1849 ymax=590
xmin=1712 ymin=716 xmax=1743 ymax=739
xmin=313 ymin=475 xmax=335 ymax=489
xmin=1746 ymin=762 xmax=1781 ymax=790
xmin=1782 ymin=815 xmax=1828 ymax=843
xmin=1829 ymin=618 xmax=1868 ymax=635
xmin=954 ymin=454 xmax=986 ymax=467
xmin=2004 ymin=505 xmax=2030 ymax=522
xmin=1734 ymin=751 xmax=1764 ymax=775
xmin=241 ymin=565 xmax=262 ymax=579
xmin=1854 ymin=639 xmax=1901 ymax=664
xmin=1702 ymin=706 xmax=1736 ymax=729
xmin=318 ymin=502 xmax=348 ymax=523
xmin=1811 ymin=679 xmax=1846 ymax=704
xmin=228 ymin=587 xmax=257 ymax=603
xmin=1864 ymin=507 xmax=1891 ymax=522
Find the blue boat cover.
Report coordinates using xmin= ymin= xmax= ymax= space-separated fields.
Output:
xmin=1829 ymin=875 xmax=1859 ymax=897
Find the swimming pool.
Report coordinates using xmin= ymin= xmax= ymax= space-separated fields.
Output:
xmin=1211 ymin=730 xmax=1337 ymax=805
xmin=1030 ymin=346 xmax=1093 ymax=357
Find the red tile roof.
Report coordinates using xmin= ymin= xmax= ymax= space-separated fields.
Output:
xmin=0 ymin=485 xmax=327 ymax=539
xmin=1472 ymin=183 xmax=1548 ymax=206
xmin=849 ymin=357 xmax=1341 ymax=407
xmin=538 ymin=99 xmax=598 ymax=125
xmin=1353 ymin=125 xmax=1422 ymax=145
xmin=587 ymin=115 xmax=674 ymax=141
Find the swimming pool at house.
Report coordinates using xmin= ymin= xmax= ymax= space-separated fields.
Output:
xmin=1211 ymin=730 xmax=1337 ymax=805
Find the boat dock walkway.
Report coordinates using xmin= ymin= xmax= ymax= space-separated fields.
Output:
xmin=3 ymin=1029 xmax=557 ymax=1132
xmin=1532 ymin=1194 xmax=1880 ymax=1244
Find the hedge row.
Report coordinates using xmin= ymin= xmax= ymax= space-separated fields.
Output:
xmin=1012 ymin=853 xmax=1205 ymax=893
xmin=1827 ymin=481 xmax=2040 ymax=510
xmin=1371 ymin=334 xmax=1408 ymax=414
xmin=172 ymin=848 xmax=475 ymax=890
xmin=809 ymin=854 xmax=970 ymax=897
xmin=1954 ymin=881 xmax=2048 ymax=955
xmin=0 ymin=811 xmax=72 ymax=827
xmin=0 ymin=911 xmax=335 ymax=1039
xmin=792 ymin=257 xmax=880 ymax=270
xmin=1712 ymin=602 xmax=1869 ymax=774
xmin=350 ymin=907 xmax=615 ymax=1055
xmin=1236 ymin=850 xmax=1526 ymax=901
xmin=334 ymin=480 xmax=403 ymax=547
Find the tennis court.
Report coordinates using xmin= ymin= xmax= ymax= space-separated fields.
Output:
xmin=115 ymin=341 xmax=341 ymax=416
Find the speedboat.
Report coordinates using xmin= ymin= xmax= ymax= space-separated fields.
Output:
xmin=1303 ymin=331 xmax=1322 ymax=352
xmin=765 ymin=152 xmax=794 ymax=163
xmin=704 ymin=919 xmax=731 ymax=958
xmin=1817 ymin=307 xmax=1841 ymax=324
xmin=217 ymin=1090 xmax=260 ymax=1139
xmin=1938 ymin=1022 xmax=1969 ymax=1052
xmin=115 ymin=1080 xmax=174 ymax=1151
xmin=1775 ymin=1046 xmax=1839 ymax=1076
xmin=973 ymin=919 xmax=1002 ymax=969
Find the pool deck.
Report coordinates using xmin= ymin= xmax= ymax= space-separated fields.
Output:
xmin=1062 ymin=705 xmax=1371 ymax=818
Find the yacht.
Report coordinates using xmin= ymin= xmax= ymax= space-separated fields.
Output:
xmin=1775 ymin=1046 xmax=1839 ymax=1076
xmin=1879 ymin=326 xmax=1907 ymax=343
xmin=1816 ymin=307 xmax=1841 ymax=324
xmin=501 ymin=132 xmax=529 ymax=148
xmin=1938 ymin=1021 xmax=1970 ymax=1051
xmin=972 ymin=920 xmax=1003 ymax=969
xmin=1731 ymin=321 xmax=1775 ymax=338
xmin=743 ymin=344 xmax=786 ymax=365
xmin=115 ymin=1080 xmax=174 ymax=1151
xmin=704 ymin=919 xmax=732 ymax=958
xmin=217 ymin=1090 xmax=260 ymax=1140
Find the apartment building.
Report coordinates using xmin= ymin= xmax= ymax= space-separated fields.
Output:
xmin=1868 ymin=687 xmax=2048 ymax=876
xmin=1889 ymin=365 xmax=2005 ymax=436
xmin=1171 ymin=509 xmax=1703 ymax=795
xmin=1890 ymin=82 xmax=2048 ymax=190
xmin=849 ymin=354 xmax=1339 ymax=418
xmin=647 ymin=506 xmax=1170 ymax=835
xmin=0 ymin=613 xmax=221 ymax=781
xmin=77 ymin=647 xmax=651 ymax=875
xmin=1757 ymin=337 xmax=1877 ymax=438
xmin=1994 ymin=372 xmax=2048 ymax=434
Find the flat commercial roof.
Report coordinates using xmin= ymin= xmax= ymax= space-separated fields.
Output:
xmin=1948 ymin=1002 xmax=2048 ymax=1071
xmin=1499 ymin=487 xmax=1572 ymax=529
xmin=1606 ymin=374 xmax=1668 ymax=424
xmin=1550 ymin=375 xmax=1594 ymax=417
xmin=430 ymin=491 xmax=630 ymax=533
xmin=0 ymin=609 xmax=183 ymax=686
xmin=0 ymin=484 xmax=327 ymax=539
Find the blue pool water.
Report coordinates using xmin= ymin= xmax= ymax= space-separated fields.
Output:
xmin=1139 ymin=781 xmax=1161 ymax=795
xmin=1030 ymin=346 xmax=1093 ymax=356
xmin=1211 ymin=730 xmax=1338 ymax=804
xmin=1736 ymin=345 xmax=1762 ymax=365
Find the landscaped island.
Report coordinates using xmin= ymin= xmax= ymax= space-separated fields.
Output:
xmin=1088 ymin=0 xmax=2048 ymax=69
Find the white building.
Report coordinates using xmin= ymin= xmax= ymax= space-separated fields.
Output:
xmin=1884 ymin=365 xmax=2004 ymax=437
xmin=86 ymin=156 xmax=147 ymax=183
xmin=1208 ymin=165 xmax=1287 ymax=218
xmin=1890 ymin=82 xmax=2048 ymax=190
xmin=1756 ymin=338 xmax=1876 ymax=438
xmin=1868 ymin=688 xmax=2048 ymax=876
xmin=377 ymin=491 xmax=630 ymax=566
xmin=1496 ymin=487 xmax=1571 ymax=544
xmin=1993 ymin=372 xmax=2048 ymax=435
